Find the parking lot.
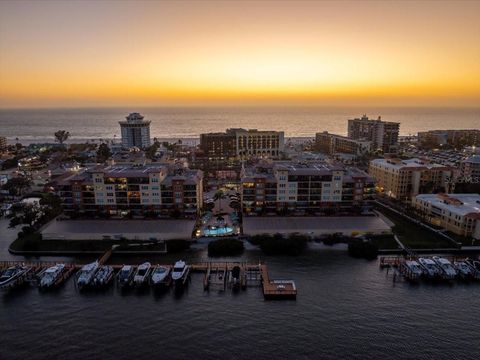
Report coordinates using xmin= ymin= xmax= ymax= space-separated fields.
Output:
xmin=41 ymin=219 xmax=196 ymax=241
xmin=243 ymin=216 xmax=391 ymax=236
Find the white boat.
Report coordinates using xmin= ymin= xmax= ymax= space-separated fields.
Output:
xmin=454 ymin=261 xmax=474 ymax=279
xmin=172 ymin=260 xmax=188 ymax=283
xmin=0 ymin=265 xmax=30 ymax=289
xmin=93 ymin=266 xmax=114 ymax=287
xmin=465 ymin=259 xmax=480 ymax=279
xmin=39 ymin=264 xmax=65 ymax=288
xmin=77 ymin=261 xmax=99 ymax=289
xmin=433 ymin=257 xmax=457 ymax=279
xmin=150 ymin=266 xmax=170 ymax=285
xmin=117 ymin=265 xmax=135 ymax=287
xmin=418 ymin=258 xmax=441 ymax=278
xmin=403 ymin=260 xmax=424 ymax=279
xmin=133 ymin=262 xmax=151 ymax=285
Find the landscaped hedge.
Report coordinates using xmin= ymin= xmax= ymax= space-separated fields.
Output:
xmin=166 ymin=239 xmax=191 ymax=253
xmin=348 ymin=239 xmax=378 ymax=260
xmin=208 ymin=239 xmax=244 ymax=257
xmin=249 ymin=233 xmax=308 ymax=256
xmin=10 ymin=233 xmax=188 ymax=253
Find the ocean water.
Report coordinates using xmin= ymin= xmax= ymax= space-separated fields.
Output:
xmin=0 ymin=106 xmax=479 ymax=144
xmin=1 ymin=249 xmax=480 ymax=360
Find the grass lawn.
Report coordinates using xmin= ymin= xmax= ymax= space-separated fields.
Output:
xmin=376 ymin=207 xmax=457 ymax=249
xmin=367 ymin=234 xmax=400 ymax=250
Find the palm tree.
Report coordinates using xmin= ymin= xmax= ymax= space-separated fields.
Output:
xmin=213 ymin=190 xmax=224 ymax=213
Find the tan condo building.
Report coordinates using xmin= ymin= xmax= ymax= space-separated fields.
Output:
xmin=369 ymin=158 xmax=452 ymax=201
xmin=412 ymin=193 xmax=480 ymax=239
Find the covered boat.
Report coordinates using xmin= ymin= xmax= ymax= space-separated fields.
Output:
xmin=402 ymin=260 xmax=423 ymax=280
xmin=0 ymin=265 xmax=30 ymax=289
xmin=39 ymin=264 xmax=65 ymax=288
xmin=77 ymin=261 xmax=99 ymax=290
xmin=93 ymin=266 xmax=114 ymax=287
xmin=117 ymin=265 xmax=135 ymax=288
xmin=433 ymin=257 xmax=457 ymax=280
xmin=454 ymin=261 xmax=475 ymax=279
xmin=418 ymin=258 xmax=441 ymax=278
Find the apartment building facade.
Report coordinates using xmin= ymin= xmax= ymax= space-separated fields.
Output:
xmin=412 ymin=193 xmax=480 ymax=239
xmin=460 ymin=155 xmax=480 ymax=180
xmin=199 ymin=128 xmax=284 ymax=160
xmin=315 ymin=131 xmax=372 ymax=156
xmin=368 ymin=158 xmax=452 ymax=201
xmin=199 ymin=132 xmax=236 ymax=159
xmin=240 ymin=161 xmax=375 ymax=215
xmin=348 ymin=115 xmax=400 ymax=153
xmin=57 ymin=165 xmax=203 ymax=217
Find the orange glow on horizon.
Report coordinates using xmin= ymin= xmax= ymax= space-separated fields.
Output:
xmin=0 ymin=0 xmax=479 ymax=108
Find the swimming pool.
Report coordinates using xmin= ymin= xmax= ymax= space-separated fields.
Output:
xmin=203 ymin=226 xmax=234 ymax=236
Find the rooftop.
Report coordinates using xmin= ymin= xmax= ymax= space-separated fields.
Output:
xmin=415 ymin=193 xmax=480 ymax=218
xmin=370 ymin=157 xmax=449 ymax=170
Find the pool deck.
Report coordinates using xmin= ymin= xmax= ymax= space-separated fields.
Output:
xmin=41 ymin=219 xmax=195 ymax=241
xmin=243 ymin=216 xmax=391 ymax=236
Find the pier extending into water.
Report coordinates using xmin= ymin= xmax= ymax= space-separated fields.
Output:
xmin=0 ymin=257 xmax=297 ymax=299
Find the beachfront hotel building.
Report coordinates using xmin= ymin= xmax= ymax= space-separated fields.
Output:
xmin=368 ymin=158 xmax=452 ymax=201
xmin=199 ymin=128 xmax=284 ymax=160
xmin=119 ymin=112 xmax=151 ymax=149
xmin=315 ymin=131 xmax=372 ymax=157
xmin=412 ymin=193 xmax=480 ymax=239
xmin=0 ymin=136 xmax=7 ymax=152
xmin=240 ymin=161 xmax=375 ymax=215
xmin=56 ymin=165 xmax=203 ymax=218
xmin=348 ymin=115 xmax=400 ymax=153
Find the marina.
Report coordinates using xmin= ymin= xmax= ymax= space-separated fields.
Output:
xmin=380 ymin=255 xmax=480 ymax=282
xmin=0 ymin=254 xmax=297 ymax=299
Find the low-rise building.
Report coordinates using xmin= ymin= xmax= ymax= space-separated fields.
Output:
xmin=315 ymin=131 xmax=371 ymax=157
xmin=460 ymin=155 xmax=480 ymax=180
xmin=369 ymin=158 xmax=452 ymax=201
xmin=240 ymin=161 xmax=375 ymax=215
xmin=412 ymin=193 xmax=480 ymax=239
xmin=56 ymin=164 xmax=203 ymax=218
xmin=418 ymin=129 xmax=480 ymax=148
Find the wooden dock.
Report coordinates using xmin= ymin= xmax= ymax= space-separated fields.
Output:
xmin=259 ymin=264 xmax=297 ymax=299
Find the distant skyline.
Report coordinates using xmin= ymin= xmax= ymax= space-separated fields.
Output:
xmin=0 ymin=0 xmax=479 ymax=108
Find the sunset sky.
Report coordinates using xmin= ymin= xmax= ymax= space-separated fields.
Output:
xmin=0 ymin=0 xmax=479 ymax=108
